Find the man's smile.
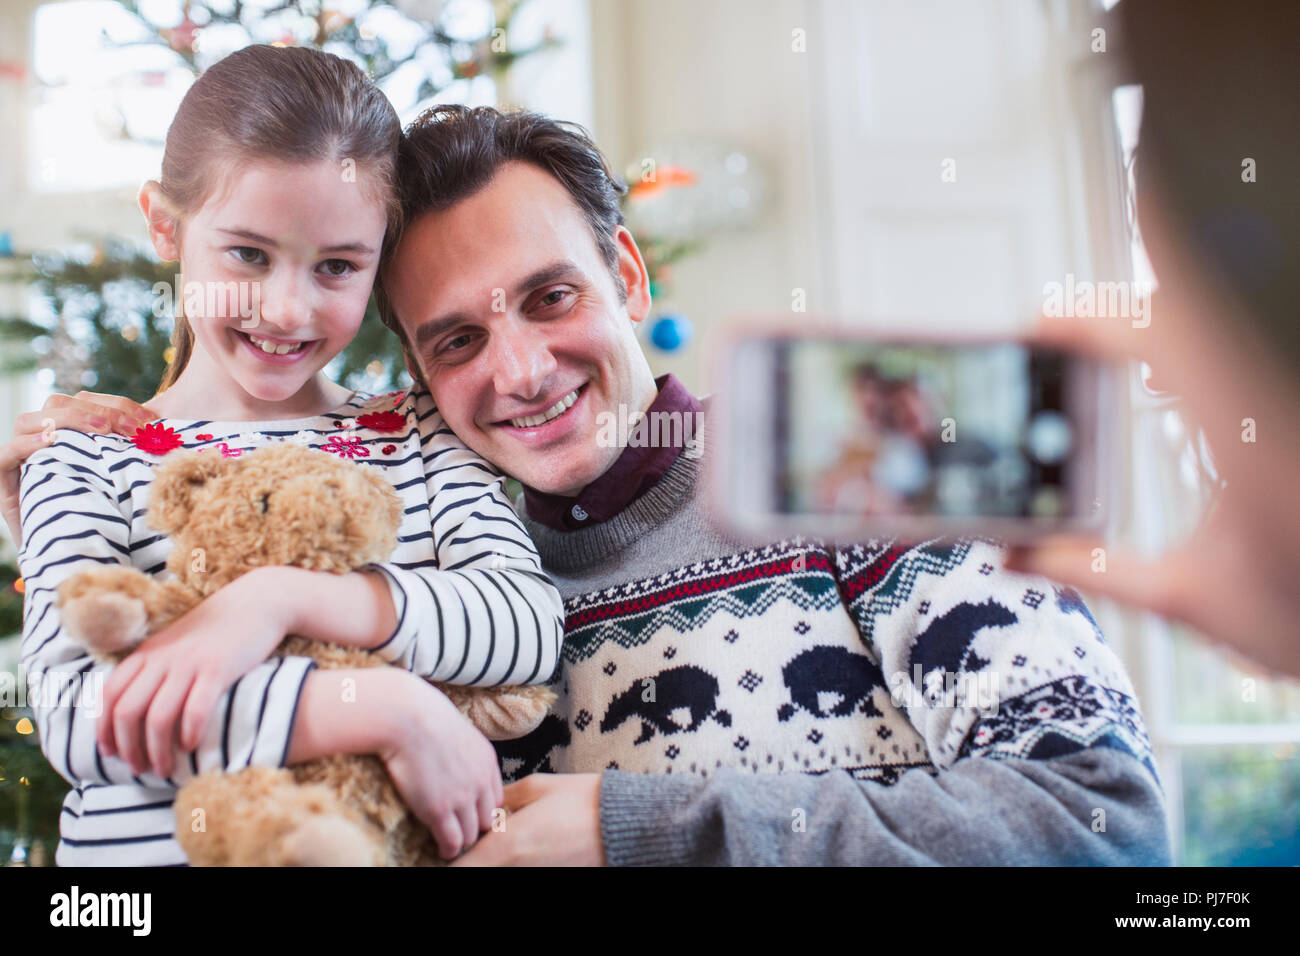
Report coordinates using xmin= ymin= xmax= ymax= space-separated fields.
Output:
xmin=493 ymin=383 xmax=590 ymax=441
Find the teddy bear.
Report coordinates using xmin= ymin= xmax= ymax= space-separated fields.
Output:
xmin=55 ymin=442 xmax=555 ymax=866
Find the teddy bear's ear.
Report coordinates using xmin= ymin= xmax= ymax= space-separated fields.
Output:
xmin=356 ymin=463 xmax=404 ymax=538
xmin=147 ymin=450 xmax=233 ymax=535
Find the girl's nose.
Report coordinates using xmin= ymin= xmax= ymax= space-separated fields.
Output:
xmin=251 ymin=272 xmax=311 ymax=335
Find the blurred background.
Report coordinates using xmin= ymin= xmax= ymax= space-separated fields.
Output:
xmin=0 ymin=0 xmax=1295 ymax=866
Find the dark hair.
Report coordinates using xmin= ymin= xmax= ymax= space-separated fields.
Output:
xmin=1117 ymin=0 xmax=1300 ymax=374
xmin=375 ymin=105 xmax=629 ymax=374
xmin=154 ymin=44 xmax=401 ymax=393
xmin=851 ymin=364 xmax=886 ymax=388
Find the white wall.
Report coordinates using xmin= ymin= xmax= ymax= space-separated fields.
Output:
xmin=589 ymin=0 xmax=829 ymax=391
xmin=587 ymin=0 xmax=1096 ymax=393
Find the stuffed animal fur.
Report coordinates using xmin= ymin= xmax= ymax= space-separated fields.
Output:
xmin=56 ymin=443 xmax=554 ymax=866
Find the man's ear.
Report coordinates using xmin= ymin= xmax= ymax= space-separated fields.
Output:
xmin=614 ymin=226 xmax=652 ymax=325
xmin=147 ymin=450 xmax=232 ymax=535
xmin=139 ymin=181 xmax=181 ymax=261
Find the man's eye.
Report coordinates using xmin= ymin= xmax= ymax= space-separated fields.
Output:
xmin=538 ymin=289 xmax=571 ymax=308
xmin=232 ymin=247 xmax=266 ymax=266
xmin=320 ymin=259 xmax=356 ymax=277
xmin=441 ymin=333 xmax=475 ymax=353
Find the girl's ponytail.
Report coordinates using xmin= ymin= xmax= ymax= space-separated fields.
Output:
xmin=155 ymin=317 xmax=194 ymax=395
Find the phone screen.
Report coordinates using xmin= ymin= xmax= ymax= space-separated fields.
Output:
xmin=769 ymin=340 xmax=1087 ymax=521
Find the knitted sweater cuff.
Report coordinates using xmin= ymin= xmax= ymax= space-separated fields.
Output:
xmin=599 ymin=770 xmax=706 ymax=866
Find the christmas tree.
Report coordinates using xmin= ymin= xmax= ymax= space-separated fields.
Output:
xmin=1 ymin=561 xmax=59 ymax=867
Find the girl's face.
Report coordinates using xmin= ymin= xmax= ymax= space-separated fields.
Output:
xmin=176 ymin=158 xmax=388 ymax=405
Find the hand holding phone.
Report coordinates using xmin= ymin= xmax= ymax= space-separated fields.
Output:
xmin=710 ymin=321 xmax=1116 ymax=542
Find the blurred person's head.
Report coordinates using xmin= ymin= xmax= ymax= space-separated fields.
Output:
xmin=1119 ymin=0 xmax=1300 ymax=378
xmin=376 ymin=106 xmax=655 ymax=496
xmin=142 ymin=44 xmax=400 ymax=404
xmin=883 ymin=379 xmax=932 ymax=441
xmin=1116 ymin=0 xmax=1300 ymax=544
xmin=851 ymin=364 xmax=888 ymax=428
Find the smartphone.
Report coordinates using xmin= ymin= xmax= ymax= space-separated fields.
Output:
xmin=709 ymin=323 xmax=1115 ymax=542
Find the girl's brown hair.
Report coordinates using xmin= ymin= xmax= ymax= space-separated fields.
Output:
xmin=154 ymin=44 xmax=401 ymax=394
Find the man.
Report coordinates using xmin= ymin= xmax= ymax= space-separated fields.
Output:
xmin=373 ymin=105 xmax=1170 ymax=865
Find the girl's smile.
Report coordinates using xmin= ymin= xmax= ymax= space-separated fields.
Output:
xmin=233 ymin=328 xmax=320 ymax=365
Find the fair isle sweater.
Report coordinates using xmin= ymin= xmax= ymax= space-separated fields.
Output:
xmin=512 ymin=442 xmax=1171 ymax=866
xmin=18 ymin=387 xmax=563 ymax=866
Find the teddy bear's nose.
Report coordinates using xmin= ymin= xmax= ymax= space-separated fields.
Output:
xmin=259 ymin=493 xmax=270 ymax=514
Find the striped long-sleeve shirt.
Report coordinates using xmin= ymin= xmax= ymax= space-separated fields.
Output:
xmin=18 ymin=387 xmax=563 ymax=866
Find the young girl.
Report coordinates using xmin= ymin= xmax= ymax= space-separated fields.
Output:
xmin=16 ymin=45 xmax=563 ymax=866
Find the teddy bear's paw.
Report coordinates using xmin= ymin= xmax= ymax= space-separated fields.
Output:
xmin=59 ymin=592 xmax=149 ymax=658
xmin=464 ymin=685 xmax=558 ymax=741
xmin=279 ymin=815 xmax=386 ymax=867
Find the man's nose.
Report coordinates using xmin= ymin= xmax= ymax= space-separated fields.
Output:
xmin=490 ymin=323 xmax=557 ymax=399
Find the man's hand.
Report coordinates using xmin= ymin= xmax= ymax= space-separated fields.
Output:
xmin=379 ymin=682 xmax=504 ymax=861
xmin=451 ymin=772 xmax=605 ymax=867
xmin=286 ymin=669 xmax=504 ymax=861
xmin=2 ymin=391 xmax=157 ymax=545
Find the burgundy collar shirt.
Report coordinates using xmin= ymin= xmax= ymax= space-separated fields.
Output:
xmin=522 ymin=374 xmax=704 ymax=531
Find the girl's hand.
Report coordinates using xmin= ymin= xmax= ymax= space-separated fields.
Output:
xmin=379 ymin=681 xmax=505 ymax=861
xmin=2 ymin=391 xmax=158 ymax=544
xmin=97 ymin=568 xmax=291 ymax=779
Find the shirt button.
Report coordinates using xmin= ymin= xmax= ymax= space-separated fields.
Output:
xmin=571 ymin=504 xmax=588 ymax=521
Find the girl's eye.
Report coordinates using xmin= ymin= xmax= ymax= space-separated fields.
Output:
xmin=320 ymin=259 xmax=356 ymax=277
xmin=232 ymin=247 xmax=266 ymax=266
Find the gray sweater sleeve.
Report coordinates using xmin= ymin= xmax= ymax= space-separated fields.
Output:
xmin=599 ymin=748 xmax=1171 ymax=866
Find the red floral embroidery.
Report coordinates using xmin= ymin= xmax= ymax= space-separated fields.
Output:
xmin=131 ymin=422 xmax=184 ymax=456
xmin=324 ymin=435 xmax=369 ymax=459
xmin=216 ymin=442 xmax=242 ymax=458
xmin=357 ymin=411 xmax=407 ymax=432
xmin=382 ymin=444 xmax=396 ymax=455
xmin=195 ymin=433 xmax=213 ymax=441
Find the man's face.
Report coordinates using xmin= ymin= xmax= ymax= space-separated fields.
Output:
xmin=384 ymin=161 xmax=655 ymax=496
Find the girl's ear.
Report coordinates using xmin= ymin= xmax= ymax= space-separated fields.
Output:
xmin=139 ymin=181 xmax=181 ymax=261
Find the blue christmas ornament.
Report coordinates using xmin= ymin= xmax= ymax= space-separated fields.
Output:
xmin=0 ymin=232 xmax=13 ymax=257
xmin=649 ymin=313 xmax=692 ymax=352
